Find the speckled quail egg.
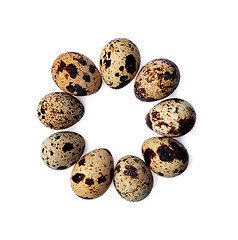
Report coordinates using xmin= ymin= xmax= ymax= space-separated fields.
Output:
xmin=114 ymin=155 xmax=153 ymax=202
xmin=146 ymin=98 xmax=196 ymax=137
xmin=52 ymin=52 xmax=102 ymax=96
xmin=37 ymin=92 xmax=84 ymax=130
xmin=134 ymin=59 xmax=180 ymax=101
xmin=71 ymin=148 xmax=114 ymax=199
xmin=41 ymin=131 xmax=85 ymax=170
xmin=100 ymin=38 xmax=140 ymax=89
xmin=142 ymin=137 xmax=188 ymax=177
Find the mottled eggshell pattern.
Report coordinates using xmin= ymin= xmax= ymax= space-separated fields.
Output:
xmin=71 ymin=148 xmax=114 ymax=199
xmin=37 ymin=92 xmax=84 ymax=130
xmin=142 ymin=137 xmax=188 ymax=177
xmin=146 ymin=98 xmax=196 ymax=137
xmin=114 ymin=155 xmax=153 ymax=202
xmin=41 ymin=131 xmax=85 ymax=170
xmin=52 ymin=52 xmax=102 ymax=96
xmin=134 ymin=59 xmax=180 ymax=101
xmin=100 ymin=38 xmax=140 ymax=89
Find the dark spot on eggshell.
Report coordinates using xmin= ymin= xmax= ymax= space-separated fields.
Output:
xmin=79 ymin=196 xmax=93 ymax=200
xmin=62 ymin=143 xmax=74 ymax=152
xmin=72 ymin=173 xmax=85 ymax=183
xmin=119 ymin=66 xmax=124 ymax=71
xmin=158 ymin=172 xmax=164 ymax=176
xmin=57 ymin=61 xmax=66 ymax=73
xmin=125 ymin=55 xmax=136 ymax=74
xmin=115 ymin=165 xmax=120 ymax=173
xmin=50 ymin=151 xmax=54 ymax=156
xmin=103 ymin=59 xmax=111 ymax=69
xmin=85 ymin=178 xmax=94 ymax=186
xmin=124 ymin=165 xmax=138 ymax=178
xmin=114 ymin=81 xmax=130 ymax=89
xmin=89 ymin=64 xmax=96 ymax=74
xmin=143 ymin=148 xmax=155 ymax=165
xmin=83 ymin=74 xmax=90 ymax=83
xmin=66 ymin=83 xmax=87 ymax=96
xmin=98 ymin=175 xmax=107 ymax=184
xmin=73 ymin=115 xmax=79 ymax=119
xmin=120 ymin=75 xmax=128 ymax=82
xmin=79 ymin=59 xmax=87 ymax=66
xmin=78 ymin=158 xmax=85 ymax=166
xmin=169 ymin=139 xmax=189 ymax=163
xmin=55 ymin=135 xmax=60 ymax=140
xmin=115 ymin=73 xmax=119 ymax=77
xmin=146 ymin=114 xmax=153 ymax=129
xmin=157 ymin=145 xmax=174 ymax=162
xmin=65 ymin=64 xmax=77 ymax=78
xmin=110 ymin=168 xmax=114 ymax=180
xmin=178 ymin=117 xmax=195 ymax=136
xmin=57 ymin=166 xmax=67 ymax=170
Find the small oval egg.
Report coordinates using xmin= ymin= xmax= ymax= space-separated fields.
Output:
xmin=52 ymin=52 xmax=102 ymax=96
xmin=37 ymin=92 xmax=84 ymax=130
xmin=100 ymin=38 xmax=140 ymax=89
xmin=134 ymin=59 xmax=180 ymax=101
xmin=142 ymin=137 xmax=188 ymax=177
xmin=71 ymin=148 xmax=114 ymax=199
xmin=114 ymin=155 xmax=153 ymax=202
xmin=146 ymin=98 xmax=196 ymax=137
xmin=41 ymin=131 xmax=85 ymax=170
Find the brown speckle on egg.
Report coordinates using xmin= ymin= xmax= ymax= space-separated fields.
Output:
xmin=142 ymin=137 xmax=188 ymax=177
xmin=134 ymin=59 xmax=180 ymax=101
xmin=52 ymin=52 xmax=102 ymax=96
xmin=100 ymin=38 xmax=140 ymax=89
xmin=146 ymin=98 xmax=196 ymax=137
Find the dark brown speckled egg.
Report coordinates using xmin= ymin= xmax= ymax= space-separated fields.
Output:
xmin=142 ymin=137 xmax=188 ymax=177
xmin=134 ymin=59 xmax=180 ymax=101
xmin=41 ymin=131 xmax=85 ymax=170
xmin=52 ymin=52 xmax=102 ymax=96
xmin=146 ymin=98 xmax=196 ymax=137
xmin=37 ymin=92 xmax=84 ymax=130
xmin=100 ymin=38 xmax=140 ymax=89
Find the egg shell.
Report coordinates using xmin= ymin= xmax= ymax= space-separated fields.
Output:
xmin=41 ymin=131 xmax=85 ymax=170
xmin=100 ymin=38 xmax=140 ymax=89
xmin=37 ymin=92 xmax=84 ymax=130
xmin=142 ymin=137 xmax=188 ymax=177
xmin=52 ymin=52 xmax=102 ymax=96
xmin=71 ymin=148 xmax=114 ymax=199
xmin=134 ymin=59 xmax=180 ymax=101
xmin=146 ymin=98 xmax=196 ymax=137
xmin=114 ymin=155 xmax=153 ymax=202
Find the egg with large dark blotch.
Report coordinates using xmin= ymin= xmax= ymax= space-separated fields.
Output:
xmin=100 ymin=38 xmax=140 ymax=89
xmin=142 ymin=137 xmax=188 ymax=177
xmin=52 ymin=52 xmax=102 ymax=96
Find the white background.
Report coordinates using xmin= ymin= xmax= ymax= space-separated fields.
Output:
xmin=1 ymin=0 xmax=237 ymax=239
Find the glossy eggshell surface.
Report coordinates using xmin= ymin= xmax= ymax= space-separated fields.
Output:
xmin=142 ymin=137 xmax=188 ymax=177
xmin=100 ymin=38 xmax=140 ymax=89
xmin=37 ymin=92 xmax=84 ymax=130
xmin=41 ymin=131 xmax=85 ymax=170
xmin=114 ymin=155 xmax=153 ymax=202
xmin=146 ymin=98 xmax=196 ymax=137
xmin=71 ymin=148 xmax=114 ymax=199
xmin=52 ymin=52 xmax=102 ymax=96
xmin=134 ymin=59 xmax=180 ymax=101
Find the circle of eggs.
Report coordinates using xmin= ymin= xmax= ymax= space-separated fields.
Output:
xmin=100 ymin=38 xmax=141 ymax=89
xmin=146 ymin=98 xmax=196 ymax=137
xmin=52 ymin=52 xmax=102 ymax=96
xmin=37 ymin=92 xmax=84 ymax=130
xmin=142 ymin=137 xmax=188 ymax=177
xmin=41 ymin=131 xmax=85 ymax=170
xmin=114 ymin=155 xmax=153 ymax=202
